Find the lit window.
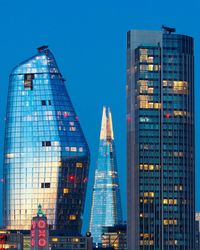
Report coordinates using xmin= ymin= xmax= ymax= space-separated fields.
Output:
xmin=63 ymin=188 xmax=69 ymax=194
xmin=140 ymin=55 xmax=148 ymax=62
xmin=174 ymin=111 xmax=187 ymax=116
xmin=5 ymin=153 xmax=14 ymax=158
xmin=79 ymin=147 xmax=83 ymax=152
xmin=52 ymin=238 xmax=58 ymax=242
xmin=69 ymin=127 xmax=76 ymax=131
xmin=163 ymin=199 xmax=177 ymax=205
xmin=140 ymin=48 xmax=148 ymax=55
xmin=139 ymin=164 xmax=155 ymax=171
xmin=174 ymin=151 xmax=184 ymax=157
xmin=76 ymin=163 xmax=83 ymax=168
xmin=148 ymin=65 xmax=154 ymax=71
xmin=72 ymin=238 xmax=79 ymax=242
xmin=70 ymin=147 xmax=77 ymax=152
xmin=63 ymin=111 xmax=70 ymax=118
xmin=163 ymin=219 xmax=177 ymax=225
xmin=69 ymin=215 xmax=76 ymax=220
xmin=52 ymin=141 xmax=59 ymax=146
xmin=163 ymin=80 xmax=188 ymax=94
xmin=143 ymin=192 xmax=154 ymax=198
xmin=148 ymin=87 xmax=154 ymax=93
xmin=148 ymin=56 xmax=154 ymax=63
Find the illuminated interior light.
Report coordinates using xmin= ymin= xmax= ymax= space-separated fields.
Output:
xmin=163 ymin=219 xmax=177 ymax=225
xmin=63 ymin=188 xmax=69 ymax=194
xmin=63 ymin=111 xmax=69 ymax=118
xmin=76 ymin=162 xmax=83 ymax=168
xmin=72 ymin=238 xmax=79 ymax=242
xmin=52 ymin=238 xmax=58 ymax=242
xmin=164 ymin=113 xmax=171 ymax=119
xmin=143 ymin=192 xmax=154 ymax=198
xmin=68 ymin=175 xmax=75 ymax=181
xmin=5 ymin=153 xmax=14 ymax=158
xmin=70 ymin=147 xmax=77 ymax=152
xmin=83 ymin=177 xmax=88 ymax=183
xmin=69 ymin=215 xmax=76 ymax=220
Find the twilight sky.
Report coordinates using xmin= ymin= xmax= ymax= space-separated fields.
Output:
xmin=0 ymin=0 xmax=199 ymax=233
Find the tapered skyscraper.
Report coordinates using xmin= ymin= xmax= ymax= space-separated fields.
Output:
xmin=3 ymin=46 xmax=90 ymax=234
xmin=127 ymin=28 xmax=195 ymax=249
xmin=89 ymin=106 xmax=122 ymax=244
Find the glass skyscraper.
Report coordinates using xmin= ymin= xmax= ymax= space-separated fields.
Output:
xmin=3 ymin=46 xmax=90 ymax=234
xmin=127 ymin=28 xmax=195 ymax=249
xmin=89 ymin=106 xmax=122 ymax=244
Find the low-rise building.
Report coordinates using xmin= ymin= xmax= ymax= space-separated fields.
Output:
xmin=101 ymin=224 xmax=126 ymax=250
xmin=0 ymin=230 xmax=93 ymax=250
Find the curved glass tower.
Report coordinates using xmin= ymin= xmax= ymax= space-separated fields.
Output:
xmin=89 ymin=106 xmax=122 ymax=244
xmin=3 ymin=46 xmax=90 ymax=233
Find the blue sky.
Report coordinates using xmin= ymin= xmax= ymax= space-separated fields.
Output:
xmin=0 ymin=0 xmax=199 ymax=233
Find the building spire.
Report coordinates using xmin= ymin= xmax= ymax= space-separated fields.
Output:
xmin=100 ymin=106 xmax=114 ymax=140
xmin=89 ymin=105 xmax=122 ymax=244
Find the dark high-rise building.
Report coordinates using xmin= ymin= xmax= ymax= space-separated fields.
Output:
xmin=89 ymin=106 xmax=122 ymax=245
xmin=3 ymin=46 xmax=90 ymax=234
xmin=127 ymin=28 xmax=195 ymax=249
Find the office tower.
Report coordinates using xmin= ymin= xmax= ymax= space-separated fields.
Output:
xmin=3 ymin=46 xmax=90 ymax=233
xmin=127 ymin=28 xmax=195 ymax=249
xmin=89 ymin=106 xmax=122 ymax=245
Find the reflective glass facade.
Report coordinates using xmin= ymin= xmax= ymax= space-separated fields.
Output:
xmin=3 ymin=46 xmax=90 ymax=233
xmin=127 ymin=30 xmax=195 ymax=249
xmin=89 ymin=107 xmax=122 ymax=244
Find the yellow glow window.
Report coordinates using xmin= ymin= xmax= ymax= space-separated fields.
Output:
xmin=76 ymin=162 xmax=83 ymax=168
xmin=63 ymin=188 xmax=69 ymax=194
xmin=69 ymin=215 xmax=76 ymax=220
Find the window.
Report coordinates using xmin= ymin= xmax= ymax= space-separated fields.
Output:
xmin=69 ymin=215 xmax=76 ymax=220
xmin=63 ymin=188 xmax=69 ymax=194
xmin=42 ymin=141 xmax=51 ymax=147
xmin=76 ymin=163 xmax=83 ymax=168
xmin=42 ymin=100 xmax=52 ymax=106
xmin=41 ymin=100 xmax=46 ymax=106
xmin=163 ymin=219 xmax=177 ymax=225
xmin=24 ymin=74 xmax=34 ymax=90
xmin=71 ymin=147 xmax=77 ymax=152
xmin=69 ymin=127 xmax=76 ymax=131
xmin=41 ymin=183 xmax=50 ymax=188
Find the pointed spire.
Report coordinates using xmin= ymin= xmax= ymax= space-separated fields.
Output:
xmin=107 ymin=107 xmax=114 ymax=140
xmin=100 ymin=106 xmax=114 ymax=140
